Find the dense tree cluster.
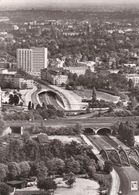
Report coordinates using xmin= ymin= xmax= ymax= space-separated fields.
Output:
xmin=35 ymin=104 xmax=64 ymax=119
xmin=0 ymin=182 xmax=11 ymax=195
xmin=112 ymin=121 xmax=135 ymax=147
xmin=31 ymin=124 xmax=82 ymax=136
xmin=3 ymin=103 xmax=64 ymax=121
xmin=9 ymin=94 xmax=19 ymax=105
xmin=0 ymin=134 xmax=99 ymax=182
xmin=66 ymin=69 xmax=128 ymax=92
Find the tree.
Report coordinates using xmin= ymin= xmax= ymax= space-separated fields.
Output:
xmin=73 ymin=123 xmax=82 ymax=134
xmin=13 ymin=94 xmax=19 ymax=105
xmin=9 ymin=94 xmax=14 ymax=105
xmin=65 ymin=172 xmax=76 ymax=188
xmin=8 ymin=162 xmax=21 ymax=180
xmin=118 ymin=121 xmax=135 ymax=146
xmin=37 ymin=177 xmax=57 ymax=192
xmin=92 ymin=87 xmax=97 ymax=103
xmin=49 ymin=139 xmax=64 ymax=158
xmin=28 ymin=101 xmax=32 ymax=110
xmin=103 ymin=160 xmax=113 ymax=174
xmin=36 ymin=104 xmax=41 ymax=110
xmin=0 ymin=116 xmax=5 ymax=136
xmin=19 ymin=161 xmax=31 ymax=178
xmin=0 ymin=164 xmax=8 ymax=182
xmin=87 ymin=166 xmax=96 ymax=178
xmin=35 ymin=161 xmax=48 ymax=180
xmin=47 ymin=158 xmax=65 ymax=175
xmin=128 ymin=79 xmax=134 ymax=90
xmin=0 ymin=182 xmax=11 ymax=195
xmin=65 ymin=157 xmax=80 ymax=174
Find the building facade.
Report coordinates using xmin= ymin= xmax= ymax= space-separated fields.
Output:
xmin=64 ymin=66 xmax=94 ymax=76
xmin=126 ymin=74 xmax=139 ymax=86
xmin=17 ymin=47 xmax=48 ymax=75
xmin=41 ymin=69 xmax=68 ymax=86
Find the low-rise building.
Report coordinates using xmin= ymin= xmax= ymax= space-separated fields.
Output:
xmin=64 ymin=66 xmax=94 ymax=76
xmin=126 ymin=74 xmax=139 ymax=86
xmin=41 ymin=69 xmax=68 ymax=86
xmin=0 ymin=68 xmax=17 ymax=75
xmin=14 ymin=78 xmax=34 ymax=89
xmin=0 ymin=70 xmax=34 ymax=89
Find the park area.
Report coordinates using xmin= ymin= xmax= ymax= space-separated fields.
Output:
xmin=55 ymin=178 xmax=99 ymax=195
xmin=74 ymin=89 xmax=120 ymax=103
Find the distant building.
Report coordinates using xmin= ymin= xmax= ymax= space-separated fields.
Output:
xmin=124 ymin=63 xmax=136 ymax=68
xmin=0 ymin=68 xmax=16 ymax=75
xmin=108 ymin=69 xmax=119 ymax=74
xmin=13 ymin=25 xmax=19 ymax=31
xmin=126 ymin=74 xmax=139 ymax=86
xmin=0 ymin=68 xmax=34 ymax=89
xmin=0 ymin=17 xmax=9 ymax=22
xmin=64 ymin=66 xmax=94 ymax=76
xmin=14 ymin=78 xmax=34 ymax=89
xmin=17 ymin=47 xmax=48 ymax=76
xmin=41 ymin=68 xmax=68 ymax=86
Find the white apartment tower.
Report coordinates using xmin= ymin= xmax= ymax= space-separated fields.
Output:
xmin=17 ymin=47 xmax=48 ymax=75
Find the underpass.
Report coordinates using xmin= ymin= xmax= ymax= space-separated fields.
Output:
xmin=39 ymin=91 xmax=64 ymax=110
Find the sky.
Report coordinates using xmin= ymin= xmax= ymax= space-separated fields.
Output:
xmin=0 ymin=0 xmax=139 ymax=9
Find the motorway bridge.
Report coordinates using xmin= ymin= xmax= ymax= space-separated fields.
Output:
xmin=86 ymin=132 xmax=139 ymax=195
xmin=5 ymin=117 xmax=139 ymax=195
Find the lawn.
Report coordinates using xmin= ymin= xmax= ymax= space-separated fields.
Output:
xmin=74 ymin=89 xmax=120 ymax=103
xmin=48 ymin=135 xmax=81 ymax=143
xmin=55 ymin=178 xmax=99 ymax=195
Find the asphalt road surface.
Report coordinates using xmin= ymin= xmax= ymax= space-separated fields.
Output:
xmin=5 ymin=116 xmax=139 ymax=129
xmin=87 ymin=134 xmax=139 ymax=195
xmin=5 ymin=116 xmax=139 ymax=194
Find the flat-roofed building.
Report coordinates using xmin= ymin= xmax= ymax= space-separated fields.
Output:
xmin=17 ymin=47 xmax=48 ymax=75
xmin=17 ymin=48 xmax=32 ymax=73
xmin=41 ymin=68 xmax=68 ymax=86
xmin=31 ymin=47 xmax=47 ymax=75
xmin=64 ymin=66 xmax=94 ymax=76
xmin=126 ymin=74 xmax=139 ymax=86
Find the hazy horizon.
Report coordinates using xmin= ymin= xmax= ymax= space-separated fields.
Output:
xmin=1 ymin=0 xmax=139 ymax=10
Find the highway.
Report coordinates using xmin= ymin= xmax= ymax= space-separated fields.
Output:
xmin=5 ymin=115 xmax=139 ymax=194
xmin=39 ymin=91 xmax=64 ymax=110
xmin=5 ymin=116 xmax=139 ymax=128
xmin=87 ymin=134 xmax=139 ymax=195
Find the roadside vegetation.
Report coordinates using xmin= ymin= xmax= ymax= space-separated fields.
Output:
xmin=112 ymin=121 xmax=135 ymax=147
xmin=0 ymin=123 xmax=112 ymax=194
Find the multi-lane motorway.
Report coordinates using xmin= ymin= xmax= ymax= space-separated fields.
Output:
xmin=87 ymin=134 xmax=139 ymax=195
xmin=6 ymin=116 xmax=139 ymax=128
xmin=5 ymin=115 xmax=139 ymax=194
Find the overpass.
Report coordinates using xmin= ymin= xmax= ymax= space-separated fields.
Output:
xmin=84 ymin=127 xmax=113 ymax=135
xmin=37 ymin=88 xmax=71 ymax=110
xmin=84 ymin=127 xmax=139 ymax=168
xmin=37 ymin=88 xmax=88 ymax=111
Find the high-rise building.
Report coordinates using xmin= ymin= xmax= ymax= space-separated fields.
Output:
xmin=17 ymin=49 xmax=32 ymax=73
xmin=31 ymin=47 xmax=48 ymax=74
xmin=17 ymin=47 xmax=48 ymax=75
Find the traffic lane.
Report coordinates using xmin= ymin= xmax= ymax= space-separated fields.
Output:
xmin=88 ymin=135 xmax=114 ymax=150
xmin=114 ymin=166 xmax=139 ymax=195
xmin=5 ymin=116 xmax=139 ymax=128
xmin=124 ymin=166 xmax=139 ymax=195
xmin=6 ymin=120 xmax=112 ymax=128
xmin=114 ymin=166 xmax=130 ymax=195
